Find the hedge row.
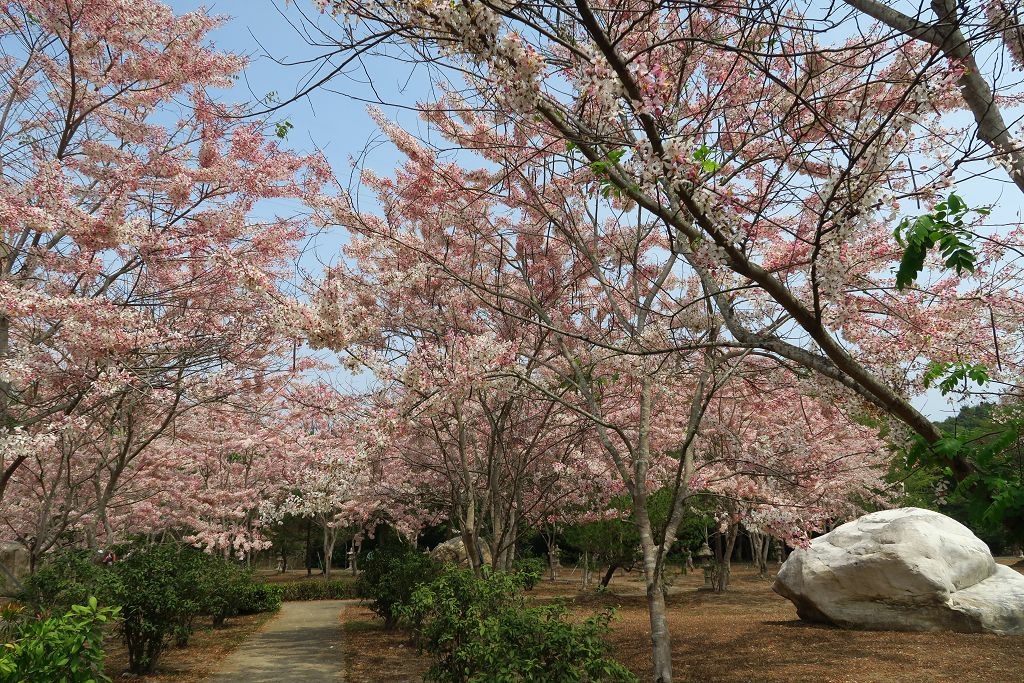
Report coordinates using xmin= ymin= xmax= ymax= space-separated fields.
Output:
xmin=358 ymin=548 xmax=636 ymax=682
xmin=19 ymin=545 xmax=282 ymax=676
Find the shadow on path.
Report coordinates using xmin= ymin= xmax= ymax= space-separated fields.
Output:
xmin=206 ymin=599 xmax=352 ymax=682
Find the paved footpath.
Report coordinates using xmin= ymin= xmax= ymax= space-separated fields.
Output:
xmin=206 ymin=600 xmax=351 ymax=682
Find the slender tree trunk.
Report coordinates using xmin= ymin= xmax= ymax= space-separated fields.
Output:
xmin=458 ymin=499 xmax=484 ymax=576
xmin=322 ymin=524 xmax=337 ymax=581
xmin=600 ymin=563 xmax=618 ymax=588
xmin=545 ymin=530 xmax=558 ymax=581
xmin=714 ymin=523 xmax=739 ymax=593
xmin=305 ymin=519 xmax=312 ymax=577
xmin=350 ymin=535 xmax=361 ymax=576
xmin=636 ymin=506 xmax=673 ymax=683
xmin=751 ymin=532 xmax=771 ymax=578
xmin=755 ymin=534 xmax=771 ymax=578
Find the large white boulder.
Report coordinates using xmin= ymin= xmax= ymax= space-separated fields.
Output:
xmin=429 ymin=537 xmax=492 ymax=567
xmin=773 ymin=507 xmax=1024 ymax=634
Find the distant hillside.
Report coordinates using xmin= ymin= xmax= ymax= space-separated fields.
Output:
xmin=935 ymin=402 xmax=1000 ymax=436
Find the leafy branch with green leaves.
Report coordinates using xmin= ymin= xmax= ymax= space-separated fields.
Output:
xmin=893 ymin=192 xmax=990 ymax=289
xmin=922 ymin=361 xmax=990 ymax=395
xmin=903 ymin=403 xmax=1024 ymax=546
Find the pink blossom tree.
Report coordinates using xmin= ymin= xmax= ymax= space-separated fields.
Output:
xmin=0 ymin=0 xmax=329 ymax=507
xmin=302 ymin=108 xmax=891 ymax=680
xmin=308 ymin=0 xmax=1024 ymax=508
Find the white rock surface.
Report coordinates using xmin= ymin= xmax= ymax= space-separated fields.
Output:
xmin=773 ymin=507 xmax=1024 ymax=634
xmin=429 ymin=537 xmax=492 ymax=567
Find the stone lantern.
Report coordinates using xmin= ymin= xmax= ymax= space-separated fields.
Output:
xmin=696 ymin=541 xmax=715 ymax=590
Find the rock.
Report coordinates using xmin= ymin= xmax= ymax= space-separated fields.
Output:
xmin=0 ymin=542 xmax=30 ymax=594
xmin=773 ymin=507 xmax=1024 ymax=634
xmin=429 ymin=537 xmax=492 ymax=567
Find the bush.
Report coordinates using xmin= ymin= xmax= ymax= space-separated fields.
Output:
xmin=197 ymin=557 xmax=254 ymax=626
xmin=400 ymin=567 xmax=635 ymax=683
xmin=358 ymin=546 xmax=438 ymax=628
xmin=22 ymin=545 xmax=283 ymax=673
xmin=20 ymin=551 xmax=110 ymax=611
xmin=278 ymin=578 xmax=357 ymax=602
xmin=108 ymin=544 xmax=209 ymax=673
xmin=513 ymin=556 xmax=547 ymax=590
xmin=0 ymin=597 xmax=119 ymax=683
xmin=237 ymin=582 xmax=284 ymax=614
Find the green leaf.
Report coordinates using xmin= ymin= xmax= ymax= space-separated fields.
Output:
xmin=693 ymin=144 xmax=722 ymax=174
xmin=893 ymin=193 xmax=988 ymax=289
xmin=274 ymin=120 xmax=294 ymax=139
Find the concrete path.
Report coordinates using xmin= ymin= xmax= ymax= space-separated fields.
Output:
xmin=206 ymin=600 xmax=350 ymax=682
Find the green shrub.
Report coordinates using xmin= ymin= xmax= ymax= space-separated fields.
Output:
xmin=400 ymin=567 xmax=634 ymax=683
xmin=278 ymin=578 xmax=357 ymax=602
xmin=237 ymin=582 xmax=283 ymax=614
xmin=108 ymin=544 xmax=208 ymax=673
xmin=358 ymin=546 xmax=438 ymax=628
xmin=0 ymin=603 xmax=26 ymax=642
xmin=513 ymin=556 xmax=547 ymax=590
xmin=20 ymin=551 xmax=110 ymax=611
xmin=0 ymin=597 xmax=119 ymax=683
xmin=197 ymin=557 xmax=254 ymax=626
xmin=21 ymin=545 xmax=284 ymax=673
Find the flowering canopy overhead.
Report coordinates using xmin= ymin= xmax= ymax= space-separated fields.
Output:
xmin=0 ymin=0 xmax=331 ymax=505
xmin=310 ymin=0 xmax=1024 ymax=470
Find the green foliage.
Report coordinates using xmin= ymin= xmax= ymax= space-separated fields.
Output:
xmin=358 ymin=546 xmax=439 ymax=628
xmin=512 ymin=556 xmax=546 ymax=590
xmin=922 ymin=361 xmax=989 ymax=395
xmin=902 ymin=401 xmax=1024 ymax=551
xmin=110 ymin=544 xmax=206 ymax=672
xmin=563 ymin=516 xmax=639 ymax=570
xmin=237 ymin=583 xmax=284 ymax=614
xmin=588 ymin=148 xmax=639 ymax=199
xmin=0 ymin=603 xmax=26 ymax=643
xmin=278 ymin=578 xmax=357 ymax=602
xmin=693 ymin=144 xmax=721 ymax=174
xmin=196 ymin=557 xmax=255 ymax=626
xmin=21 ymin=551 xmax=111 ymax=612
xmin=893 ymin=192 xmax=989 ymax=289
xmin=274 ymin=120 xmax=294 ymax=139
xmin=588 ymin=147 xmax=625 ymax=176
xmin=562 ymin=491 xmax=674 ymax=571
xmin=0 ymin=597 xmax=119 ymax=683
xmin=399 ymin=567 xmax=634 ymax=683
xmin=22 ymin=545 xmax=283 ymax=675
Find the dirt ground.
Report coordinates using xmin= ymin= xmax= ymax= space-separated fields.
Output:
xmin=341 ymin=603 xmax=430 ymax=683
xmin=340 ymin=558 xmax=1024 ymax=683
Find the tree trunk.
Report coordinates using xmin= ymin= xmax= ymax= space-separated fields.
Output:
xmin=636 ymin=509 xmax=673 ymax=682
xmin=322 ymin=524 xmax=336 ymax=581
xmin=600 ymin=563 xmax=618 ymax=588
xmin=544 ymin=528 xmax=559 ymax=581
xmin=749 ymin=531 xmax=770 ymax=578
xmin=305 ymin=519 xmax=312 ymax=576
xmin=350 ymin=535 xmax=361 ymax=576
xmin=714 ymin=523 xmax=740 ymax=593
xmin=758 ymin=535 xmax=771 ymax=577
xmin=645 ymin=578 xmax=673 ymax=683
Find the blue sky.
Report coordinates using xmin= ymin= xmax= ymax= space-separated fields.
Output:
xmin=169 ymin=1 xmax=411 ymax=170
xmin=166 ymin=1 xmax=422 ymax=391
